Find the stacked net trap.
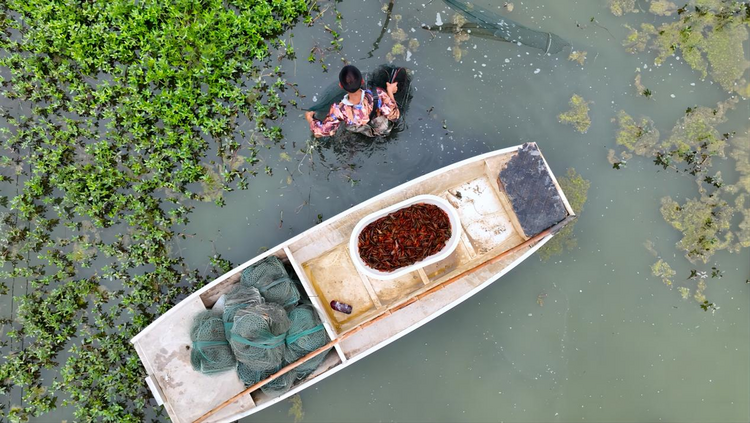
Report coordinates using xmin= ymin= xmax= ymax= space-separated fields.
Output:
xmin=189 ymin=256 xmax=331 ymax=395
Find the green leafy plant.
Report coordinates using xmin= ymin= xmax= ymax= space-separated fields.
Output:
xmin=0 ymin=0 xmax=309 ymax=420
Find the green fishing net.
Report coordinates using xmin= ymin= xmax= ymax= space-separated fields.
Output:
xmin=432 ymin=0 xmax=571 ymax=55
xmin=241 ymin=256 xmax=300 ymax=310
xmin=228 ymin=303 xmax=291 ymax=371
xmin=236 ymin=362 xmax=296 ymax=394
xmin=190 ymin=310 xmax=236 ymax=374
xmin=188 ymin=256 xmax=331 ymax=396
xmin=305 ymin=64 xmax=413 ymax=124
xmin=284 ymin=304 xmax=330 ymax=380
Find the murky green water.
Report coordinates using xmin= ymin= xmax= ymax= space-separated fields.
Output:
xmin=8 ymin=0 xmax=749 ymax=421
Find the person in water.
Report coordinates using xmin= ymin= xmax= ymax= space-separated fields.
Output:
xmin=305 ymin=65 xmax=400 ymax=138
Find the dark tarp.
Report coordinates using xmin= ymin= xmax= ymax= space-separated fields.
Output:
xmin=499 ymin=143 xmax=568 ymax=237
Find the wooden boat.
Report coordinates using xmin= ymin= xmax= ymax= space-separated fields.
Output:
xmin=131 ymin=143 xmax=575 ymax=423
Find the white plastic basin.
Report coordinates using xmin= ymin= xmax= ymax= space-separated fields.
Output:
xmin=349 ymin=194 xmax=462 ymax=281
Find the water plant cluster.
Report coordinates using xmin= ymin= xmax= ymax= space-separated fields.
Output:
xmin=538 ymin=168 xmax=591 ymax=261
xmin=620 ymin=0 xmax=750 ymax=96
xmin=558 ymin=94 xmax=592 ymax=134
xmin=0 ymin=0 xmax=312 ymax=420
xmin=609 ymin=0 xmax=750 ymax=307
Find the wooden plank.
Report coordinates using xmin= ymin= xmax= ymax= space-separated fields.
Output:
xmin=284 ymin=247 xmax=339 ymax=342
xmin=417 ymin=268 xmax=430 ymax=285
xmin=354 ymin=267 xmax=383 ymax=308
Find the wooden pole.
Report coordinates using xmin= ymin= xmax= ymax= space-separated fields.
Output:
xmin=193 ymin=216 xmax=574 ymax=423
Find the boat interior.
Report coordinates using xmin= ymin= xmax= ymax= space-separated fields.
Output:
xmin=130 ymin=147 xmax=573 ymax=423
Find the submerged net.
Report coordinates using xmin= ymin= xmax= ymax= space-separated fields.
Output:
xmin=190 ymin=310 xmax=236 ymax=374
xmin=241 ymin=256 xmax=300 ymax=310
xmin=305 ymin=64 xmax=413 ymax=127
xmin=437 ymin=0 xmax=570 ymax=55
xmin=284 ymin=304 xmax=330 ymax=380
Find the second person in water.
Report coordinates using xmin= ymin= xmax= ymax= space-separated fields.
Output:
xmin=305 ymin=65 xmax=400 ymax=138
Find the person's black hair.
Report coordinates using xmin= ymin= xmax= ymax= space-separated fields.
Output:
xmin=339 ymin=65 xmax=362 ymax=93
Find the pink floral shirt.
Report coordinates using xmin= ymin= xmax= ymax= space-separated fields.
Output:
xmin=309 ymin=88 xmax=400 ymax=138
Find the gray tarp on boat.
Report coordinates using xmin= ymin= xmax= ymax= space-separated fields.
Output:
xmin=499 ymin=143 xmax=568 ymax=237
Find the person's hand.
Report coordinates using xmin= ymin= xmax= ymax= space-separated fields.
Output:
xmin=386 ymin=81 xmax=398 ymax=96
xmin=305 ymin=111 xmax=315 ymax=123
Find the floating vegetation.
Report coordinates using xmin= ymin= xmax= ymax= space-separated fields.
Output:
xmin=614 ymin=110 xmax=660 ymax=155
xmin=678 ymin=286 xmax=691 ymax=299
xmin=538 ymin=168 xmax=591 ymax=261
xmin=609 ymin=0 xmax=637 ymax=16
xmin=634 ymin=73 xmax=653 ymax=98
xmin=734 ymin=193 xmax=750 ymax=249
xmin=622 ymin=2 xmax=750 ymax=95
xmin=386 ymin=14 xmax=418 ymax=62
xmin=0 ymin=0 xmax=309 ymax=420
xmin=287 ymin=394 xmax=305 ymax=423
xmin=451 ymin=13 xmax=471 ymax=62
xmin=568 ymin=50 xmax=587 ymax=66
xmin=652 ymin=259 xmax=676 ymax=286
xmin=558 ymin=95 xmax=592 ymax=134
xmin=622 ymin=23 xmax=656 ymax=54
xmin=610 ymin=93 xmax=747 ymax=307
xmin=659 ymin=97 xmax=737 ymax=173
xmin=608 ymin=149 xmax=632 ymax=169
xmin=729 ymin=133 xmax=750 ymax=193
xmin=661 ymin=195 xmax=733 ymax=264
xmin=649 ymin=0 xmax=678 ymax=16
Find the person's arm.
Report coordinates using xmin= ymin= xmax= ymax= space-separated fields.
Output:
xmin=377 ymin=85 xmax=400 ymax=122
xmin=305 ymin=104 xmax=341 ymax=138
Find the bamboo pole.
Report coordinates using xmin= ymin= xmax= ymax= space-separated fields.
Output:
xmin=193 ymin=216 xmax=574 ymax=423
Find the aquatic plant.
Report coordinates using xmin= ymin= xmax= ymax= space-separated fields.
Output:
xmin=652 ymin=259 xmax=676 ymax=286
xmin=614 ymin=110 xmax=660 ymax=155
xmin=0 ymin=0 xmax=309 ymax=420
xmin=607 ymin=149 xmax=632 ymax=169
xmin=610 ymin=92 xmax=747 ymax=306
xmin=660 ymin=195 xmax=734 ymax=264
xmin=288 ymin=394 xmax=305 ymax=423
xmin=558 ymin=95 xmax=592 ymax=134
xmin=538 ymin=168 xmax=590 ymax=261
xmin=609 ymin=0 xmax=637 ymax=16
xmin=625 ymin=1 xmax=750 ymax=95
xmin=650 ymin=0 xmax=678 ymax=15
xmin=568 ymin=50 xmax=587 ymax=66
xmin=729 ymin=133 xmax=750 ymax=193
xmin=678 ymin=286 xmax=691 ymax=299
xmin=387 ymin=14 xmax=417 ymax=62
xmin=634 ymin=74 xmax=654 ymax=98
xmin=622 ymin=23 xmax=657 ymax=54
xmin=660 ymin=97 xmax=737 ymax=176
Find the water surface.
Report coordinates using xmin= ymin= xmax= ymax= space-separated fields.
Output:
xmin=8 ymin=0 xmax=750 ymax=421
